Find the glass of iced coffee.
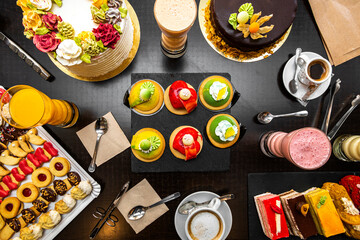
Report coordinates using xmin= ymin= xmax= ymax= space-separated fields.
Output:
xmin=154 ymin=0 xmax=197 ymax=58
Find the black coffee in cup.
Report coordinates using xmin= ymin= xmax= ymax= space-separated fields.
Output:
xmin=307 ymin=60 xmax=329 ymax=81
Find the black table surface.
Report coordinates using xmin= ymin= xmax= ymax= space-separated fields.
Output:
xmin=1 ymin=0 xmax=360 ymax=239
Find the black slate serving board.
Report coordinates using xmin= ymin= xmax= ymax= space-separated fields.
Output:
xmin=248 ymin=172 xmax=358 ymax=240
xmin=129 ymin=73 xmax=236 ymax=173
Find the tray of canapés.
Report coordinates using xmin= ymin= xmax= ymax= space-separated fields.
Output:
xmin=0 ymin=125 xmax=100 ymax=240
xmin=124 ymin=75 xmax=245 ymax=168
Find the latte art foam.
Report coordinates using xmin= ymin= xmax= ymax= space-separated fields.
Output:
xmin=188 ymin=211 xmax=223 ymax=240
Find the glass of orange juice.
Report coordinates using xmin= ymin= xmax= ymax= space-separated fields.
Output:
xmin=0 ymin=85 xmax=79 ymax=129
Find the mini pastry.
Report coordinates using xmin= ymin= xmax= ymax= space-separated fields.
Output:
xmin=67 ymin=172 xmax=81 ymax=186
xmin=40 ymin=188 xmax=57 ymax=202
xmin=199 ymin=75 xmax=234 ymax=111
xmin=254 ymin=192 xmax=289 ymax=240
xmin=128 ymin=80 xmax=164 ymax=115
xmin=71 ymin=180 xmax=92 ymax=200
xmin=32 ymin=199 xmax=48 ymax=213
xmin=322 ymin=182 xmax=360 ymax=238
xmin=55 ymin=194 xmax=76 ymax=214
xmin=0 ymin=214 xmax=4 ymax=231
xmin=20 ymin=223 xmax=43 ymax=240
xmin=0 ymin=163 xmax=10 ymax=177
xmin=340 ymin=175 xmax=360 ymax=209
xmin=8 ymin=141 xmax=27 ymax=158
xmin=0 ymin=197 xmax=22 ymax=219
xmin=0 ymin=150 xmax=22 ymax=166
xmin=18 ymin=135 xmax=34 ymax=153
xmin=53 ymin=180 xmax=68 ymax=196
xmin=49 ymin=157 xmax=70 ymax=177
xmin=279 ymin=190 xmax=317 ymax=239
xmin=31 ymin=167 xmax=53 ymax=188
xmin=39 ymin=210 xmax=61 ymax=229
xmin=26 ymin=129 xmax=45 ymax=145
xmin=164 ymin=80 xmax=198 ymax=115
xmin=305 ymin=188 xmax=345 ymax=237
xmin=131 ymin=128 xmax=165 ymax=162
xmin=17 ymin=183 xmax=39 ymax=203
xmin=43 ymin=142 xmax=58 ymax=157
xmin=206 ymin=114 xmax=240 ymax=148
xmin=21 ymin=208 xmax=37 ymax=224
xmin=169 ymin=126 xmax=203 ymax=161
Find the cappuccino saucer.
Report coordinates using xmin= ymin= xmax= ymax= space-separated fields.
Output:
xmin=283 ymin=52 xmax=331 ymax=101
xmin=174 ymin=191 xmax=233 ymax=240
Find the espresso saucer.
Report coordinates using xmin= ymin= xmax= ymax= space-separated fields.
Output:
xmin=174 ymin=191 xmax=233 ymax=240
xmin=283 ymin=52 xmax=331 ymax=101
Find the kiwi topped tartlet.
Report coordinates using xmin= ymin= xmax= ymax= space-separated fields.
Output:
xmin=206 ymin=114 xmax=240 ymax=148
xmin=128 ymin=80 xmax=164 ymax=116
xmin=131 ymin=128 xmax=165 ymax=162
xmin=199 ymin=75 xmax=234 ymax=111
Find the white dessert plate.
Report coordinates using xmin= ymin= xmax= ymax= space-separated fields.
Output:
xmin=9 ymin=126 xmax=101 ymax=240
xmin=174 ymin=191 xmax=232 ymax=240
xmin=282 ymin=52 xmax=331 ymax=100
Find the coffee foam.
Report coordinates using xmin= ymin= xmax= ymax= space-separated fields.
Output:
xmin=188 ymin=211 xmax=222 ymax=240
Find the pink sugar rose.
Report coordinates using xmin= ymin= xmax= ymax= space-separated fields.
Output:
xmin=42 ymin=13 xmax=62 ymax=30
xmin=92 ymin=23 xmax=120 ymax=49
xmin=33 ymin=32 xmax=60 ymax=52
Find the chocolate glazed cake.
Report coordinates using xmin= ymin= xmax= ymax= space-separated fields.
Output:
xmin=210 ymin=0 xmax=297 ymax=51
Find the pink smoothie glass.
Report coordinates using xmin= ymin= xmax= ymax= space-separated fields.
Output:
xmin=260 ymin=128 xmax=331 ymax=170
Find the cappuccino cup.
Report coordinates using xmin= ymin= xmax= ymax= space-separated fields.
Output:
xmin=297 ymin=55 xmax=332 ymax=85
xmin=185 ymin=198 xmax=225 ymax=240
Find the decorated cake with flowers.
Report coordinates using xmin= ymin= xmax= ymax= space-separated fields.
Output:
xmin=17 ymin=0 xmax=134 ymax=78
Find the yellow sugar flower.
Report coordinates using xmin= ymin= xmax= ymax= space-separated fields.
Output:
xmin=92 ymin=0 xmax=107 ymax=9
xmin=237 ymin=11 xmax=274 ymax=40
xmin=22 ymin=10 xmax=42 ymax=31
xmin=16 ymin=0 xmax=31 ymax=12
xmin=78 ymin=31 xmax=95 ymax=41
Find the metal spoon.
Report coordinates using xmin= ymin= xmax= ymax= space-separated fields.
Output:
xmin=321 ymin=79 xmax=341 ymax=134
xmin=328 ymin=95 xmax=360 ymax=140
xmin=88 ymin=117 xmax=108 ymax=173
xmin=257 ymin=110 xmax=308 ymax=124
xmin=178 ymin=194 xmax=235 ymax=215
xmin=128 ymin=192 xmax=180 ymax=220
xmin=289 ymin=48 xmax=302 ymax=94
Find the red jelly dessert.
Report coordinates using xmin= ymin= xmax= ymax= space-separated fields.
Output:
xmin=38 ymin=174 xmax=47 ymax=182
xmin=55 ymin=162 xmax=63 ymax=171
xmin=168 ymin=80 xmax=197 ymax=113
xmin=340 ymin=175 xmax=360 ymax=209
xmin=6 ymin=203 xmax=13 ymax=212
xmin=172 ymin=127 xmax=202 ymax=160
xmin=23 ymin=188 xmax=32 ymax=197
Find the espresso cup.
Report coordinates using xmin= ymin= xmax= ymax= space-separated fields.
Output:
xmin=297 ymin=55 xmax=332 ymax=85
xmin=185 ymin=199 xmax=225 ymax=240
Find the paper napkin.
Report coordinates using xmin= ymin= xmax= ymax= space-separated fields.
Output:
xmin=308 ymin=0 xmax=360 ymax=66
xmin=76 ymin=112 xmax=130 ymax=166
xmin=117 ymin=179 xmax=169 ymax=234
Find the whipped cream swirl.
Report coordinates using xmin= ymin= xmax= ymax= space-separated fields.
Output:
xmin=209 ymin=81 xmax=228 ymax=101
xmin=56 ymin=39 xmax=82 ymax=66
xmin=30 ymin=0 xmax=52 ymax=11
xmin=215 ymin=120 xmax=238 ymax=142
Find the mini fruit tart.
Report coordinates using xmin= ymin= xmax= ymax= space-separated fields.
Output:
xmin=17 ymin=183 xmax=39 ymax=203
xmin=206 ymin=114 xmax=240 ymax=148
xmin=169 ymin=126 xmax=203 ymax=161
xmin=131 ymin=128 xmax=166 ymax=163
xmin=199 ymin=75 xmax=234 ymax=111
xmin=128 ymin=80 xmax=164 ymax=116
xmin=49 ymin=157 xmax=70 ymax=177
xmin=0 ymin=197 xmax=22 ymax=219
xmin=164 ymin=80 xmax=198 ymax=115
xmin=31 ymin=168 xmax=53 ymax=188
